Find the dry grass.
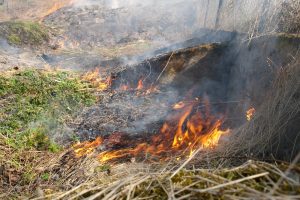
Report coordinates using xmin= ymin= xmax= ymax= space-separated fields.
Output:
xmin=222 ymin=56 xmax=300 ymax=162
xmin=32 ymin=150 xmax=300 ymax=200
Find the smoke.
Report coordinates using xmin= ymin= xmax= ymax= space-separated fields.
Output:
xmin=73 ymin=0 xmax=186 ymax=8
xmin=41 ymin=0 xmax=297 ymax=66
xmin=62 ymin=0 xmax=298 ymax=138
xmin=69 ymin=0 xmax=288 ymax=36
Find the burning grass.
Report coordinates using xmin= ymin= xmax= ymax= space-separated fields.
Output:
xmin=1 ymin=56 xmax=299 ymax=198
xmin=72 ymin=98 xmax=230 ymax=163
xmin=35 ymin=55 xmax=299 ymax=199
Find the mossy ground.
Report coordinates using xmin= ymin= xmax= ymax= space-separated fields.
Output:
xmin=0 ymin=21 xmax=50 ymax=46
xmin=0 ymin=68 xmax=96 ymax=196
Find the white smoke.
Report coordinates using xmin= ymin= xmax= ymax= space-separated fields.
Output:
xmin=70 ymin=0 xmax=287 ymax=34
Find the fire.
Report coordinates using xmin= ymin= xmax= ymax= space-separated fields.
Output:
xmin=74 ymin=71 xmax=230 ymax=162
xmin=82 ymin=68 xmax=112 ymax=91
xmin=42 ymin=0 xmax=75 ymax=18
xmin=44 ymin=3 xmax=62 ymax=17
xmin=73 ymin=137 xmax=103 ymax=157
xmin=83 ymin=68 xmax=100 ymax=81
xmin=246 ymin=107 xmax=256 ymax=121
xmin=79 ymin=99 xmax=230 ymax=163
xmin=118 ymin=80 xmax=159 ymax=95
xmin=98 ymin=149 xmax=132 ymax=162
xmin=136 ymin=79 xmax=144 ymax=90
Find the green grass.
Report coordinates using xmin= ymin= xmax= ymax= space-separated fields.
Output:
xmin=0 ymin=21 xmax=50 ymax=46
xmin=7 ymin=33 xmax=22 ymax=45
xmin=0 ymin=69 xmax=96 ymax=196
xmin=0 ymin=69 xmax=95 ymax=151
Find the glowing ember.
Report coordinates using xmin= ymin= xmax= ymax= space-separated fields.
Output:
xmin=94 ymin=99 xmax=229 ymax=162
xmin=246 ymin=107 xmax=256 ymax=121
xmin=82 ymin=68 xmax=112 ymax=91
xmin=73 ymin=137 xmax=103 ymax=157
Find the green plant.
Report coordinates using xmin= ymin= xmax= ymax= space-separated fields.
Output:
xmin=7 ymin=34 xmax=21 ymax=45
xmin=41 ymin=172 xmax=50 ymax=181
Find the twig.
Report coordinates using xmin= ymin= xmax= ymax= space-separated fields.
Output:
xmin=155 ymin=52 xmax=174 ymax=83
xmin=187 ymin=172 xmax=269 ymax=193
xmin=52 ymin=183 xmax=88 ymax=200
xmin=170 ymin=149 xmax=200 ymax=179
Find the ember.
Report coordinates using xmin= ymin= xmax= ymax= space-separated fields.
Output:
xmin=246 ymin=107 xmax=256 ymax=121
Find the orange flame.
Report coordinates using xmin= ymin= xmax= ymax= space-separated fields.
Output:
xmin=82 ymin=68 xmax=112 ymax=91
xmin=246 ymin=107 xmax=255 ymax=121
xmin=95 ymin=100 xmax=229 ymax=162
xmin=120 ymin=82 xmax=158 ymax=95
xmin=42 ymin=0 xmax=75 ymax=18
xmin=73 ymin=137 xmax=103 ymax=158
xmin=136 ymin=79 xmax=144 ymax=90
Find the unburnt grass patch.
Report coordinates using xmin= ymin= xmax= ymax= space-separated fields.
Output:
xmin=0 ymin=21 xmax=50 ymax=46
xmin=0 ymin=68 xmax=96 ymax=198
